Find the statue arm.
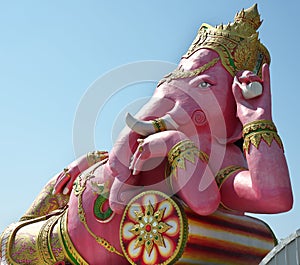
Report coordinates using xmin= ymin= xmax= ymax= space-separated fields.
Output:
xmin=53 ymin=151 xmax=108 ymax=194
xmin=219 ymin=64 xmax=293 ymax=213
xmin=219 ymin=142 xmax=292 ymax=213
xmin=130 ymin=131 xmax=220 ymax=215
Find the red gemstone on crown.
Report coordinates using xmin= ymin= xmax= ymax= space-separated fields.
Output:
xmin=145 ymin=224 xmax=151 ymax=232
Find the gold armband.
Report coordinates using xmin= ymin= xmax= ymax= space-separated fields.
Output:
xmin=215 ymin=165 xmax=247 ymax=188
xmin=87 ymin=151 xmax=108 ymax=166
xmin=215 ymin=165 xmax=247 ymax=212
xmin=167 ymin=140 xmax=209 ymax=177
xmin=242 ymin=120 xmax=283 ymax=153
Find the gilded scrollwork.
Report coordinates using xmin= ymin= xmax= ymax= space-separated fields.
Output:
xmin=182 ymin=4 xmax=270 ymax=78
xmin=242 ymin=120 xmax=283 ymax=153
xmin=167 ymin=140 xmax=209 ymax=178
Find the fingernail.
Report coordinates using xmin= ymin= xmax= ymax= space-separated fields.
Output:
xmin=234 ymin=76 xmax=242 ymax=86
xmin=63 ymin=187 xmax=69 ymax=195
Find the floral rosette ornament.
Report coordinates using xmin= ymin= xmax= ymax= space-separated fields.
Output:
xmin=120 ymin=191 xmax=188 ymax=265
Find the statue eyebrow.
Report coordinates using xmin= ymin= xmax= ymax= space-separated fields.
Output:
xmin=189 ymin=74 xmax=217 ymax=86
xmin=157 ymin=57 xmax=220 ymax=87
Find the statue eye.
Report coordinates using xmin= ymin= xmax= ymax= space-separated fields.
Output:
xmin=198 ymin=82 xmax=211 ymax=88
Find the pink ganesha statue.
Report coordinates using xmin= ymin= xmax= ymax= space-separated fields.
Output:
xmin=0 ymin=4 xmax=293 ymax=265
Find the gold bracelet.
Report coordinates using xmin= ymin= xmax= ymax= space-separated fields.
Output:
xmin=242 ymin=119 xmax=277 ymax=137
xmin=87 ymin=150 xmax=108 ymax=166
xmin=242 ymin=120 xmax=283 ymax=153
xmin=152 ymin=118 xmax=167 ymax=132
xmin=167 ymin=140 xmax=209 ymax=178
xmin=215 ymin=165 xmax=247 ymax=212
xmin=215 ymin=165 xmax=247 ymax=188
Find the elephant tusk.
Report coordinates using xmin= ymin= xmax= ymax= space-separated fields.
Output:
xmin=162 ymin=114 xmax=180 ymax=130
xmin=125 ymin=113 xmax=179 ymax=136
xmin=125 ymin=113 xmax=153 ymax=136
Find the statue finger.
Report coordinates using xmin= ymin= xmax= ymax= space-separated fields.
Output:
xmin=129 ymin=139 xmax=146 ymax=170
xmin=129 ymin=149 xmax=140 ymax=170
xmin=53 ymin=170 xmax=70 ymax=194
xmin=63 ymin=180 xmax=75 ymax=195
xmin=132 ymin=157 xmax=144 ymax=175
xmin=262 ymin=63 xmax=271 ymax=98
xmin=232 ymin=76 xmax=246 ymax=102
xmin=239 ymin=71 xmax=262 ymax=84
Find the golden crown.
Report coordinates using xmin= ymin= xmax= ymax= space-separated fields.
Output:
xmin=182 ymin=4 xmax=270 ymax=77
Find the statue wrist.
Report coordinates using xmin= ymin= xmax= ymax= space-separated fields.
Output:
xmin=86 ymin=150 xmax=109 ymax=167
xmin=242 ymin=120 xmax=283 ymax=153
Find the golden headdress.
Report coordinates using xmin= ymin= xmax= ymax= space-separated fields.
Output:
xmin=182 ymin=4 xmax=270 ymax=78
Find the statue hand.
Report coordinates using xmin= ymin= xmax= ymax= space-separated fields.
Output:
xmin=53 ymin=165 xmax=81 ymax=195
xmin=53 ymin=151 xmax=109 ymax=195
xmin=232 ymin=64 xmax=272 ymax=124
xmin=129 ymin=131 xmax=188 ymax=175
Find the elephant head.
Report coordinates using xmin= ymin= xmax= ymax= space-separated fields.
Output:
xmin=107 ymin=49 xmax=246 ymax=215
xmin=108 ymin=4 xmax=271 ymax=214
xmin=126 ymin=49 xmax=243 ymax=145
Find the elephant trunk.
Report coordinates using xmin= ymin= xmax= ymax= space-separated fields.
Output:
xmin=126 ymin=112 xmax=179 ymax=136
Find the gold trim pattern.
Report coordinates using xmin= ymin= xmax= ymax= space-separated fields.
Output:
xmin=87 ymin=150 xmax=109 ymax=167
xmin=215 ymin=165 xmax=247 ymax=212
xmin=242 ymin=120 xmax=283 ymax=153
xmin=129 ymin=200 xmax=171 ymax=256
xmin=0 ymin=228 xmax=4 ymax=259
xmin=58 ymin=211 xmax=89 ymax=265
xmin=242 ymin=119 xmax=277 ymax=136
xmin=1 ymin=212 xmax=68 ymax=265
xmin=215 ymin=165 xmax=247 ymax=188
xmin=19 ymin=178 xmax=69 ymax=222
xmin=152 ymin=118 xmax=167 ymax=132
xmin=168 ymin=140 xmax=209 ymax=177
xmin=120 ymin=190 xmax=188 ymax=265
xmin=73 ymin=169 xmax=123 ymax=257
xmin=182 ymin=4 xmax=270 ymax=78
xmin=2 ymin=216 xmax=49 ymax=265
xmin=37 ymin=215 xmax=60 ymax=264
xmin=158 ymin=58 xmax=219 ymax=86
xmin=1 ymin=223 xmax=19 ymax=265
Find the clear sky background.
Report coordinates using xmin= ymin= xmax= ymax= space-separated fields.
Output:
xmin=0 ymin=0 xmax=299 ymax=241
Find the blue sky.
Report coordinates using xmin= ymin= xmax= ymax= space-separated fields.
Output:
xmin=0 ymin=0 xmax=299 ymax=241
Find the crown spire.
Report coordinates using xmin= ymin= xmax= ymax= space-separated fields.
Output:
xmin=182 ymin=4 xmax=270 ymax=78
xmin=233 ymin=4 xmax=262 ymax=36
